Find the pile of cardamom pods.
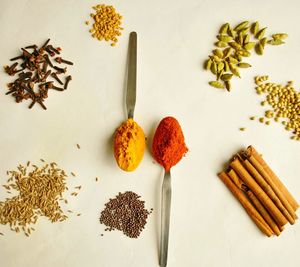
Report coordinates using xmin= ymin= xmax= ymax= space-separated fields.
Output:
xmin=204 ymin=21 xmax=288 ymax=91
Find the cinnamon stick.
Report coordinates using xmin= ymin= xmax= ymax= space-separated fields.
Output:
xmin=247 ymin=146 xmax=299 ymax=211
xmin=230 ymin=158 xmax=287 ymax=227
xmin=218 ymin=172 xmax=273 ymax=237
xmin=242 ymin=159 xmax=295 ymax=225
xmin=227 ymin=169 xmax=281 ymax=236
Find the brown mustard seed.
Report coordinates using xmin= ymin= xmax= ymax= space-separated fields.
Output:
xmin=99 ymin=191 xmax=152 ymax=238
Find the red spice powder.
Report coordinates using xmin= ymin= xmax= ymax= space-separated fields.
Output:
xmin=152 ymin=117 xmax=188 ymax=171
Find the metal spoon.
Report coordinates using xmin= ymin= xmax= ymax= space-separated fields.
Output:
xmin=160 ymin=170 xmax=171 ymax=267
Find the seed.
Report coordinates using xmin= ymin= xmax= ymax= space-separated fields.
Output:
xmin=239 ymin=127 xmax=246 ymax=131
xmin=85 ymin=21 xmax=90 ymax=25
xmin=255 ymin=43 xmax=264 ymax=55
xmin=272 ymin=33 xmax=288 ymax=40
xmin=209 ymin=81 xmax=225 ymax=89
xmin=265 ymin=121 xmax=271 ymax=125
xmin=71 ymin=172 xmax=76 ymax=177
xmin=267 ymin=39 xmax=285 ymax=45
xmin=221 ymin=73 xmax=233 ymax=81
xmin=259 ymin=117 xmax=265 ymax=123
xmin=99 ymin=191 xmax=151 ymax=238
xmin=219 ymin=23 xmax=230 ymax=34
xmin=250 ymin=21 xmax=259 ymax=35
xmin=0 ymin=232 xmax=3 ymax=236
xmin=215 ymin=41 xmax=228 ymax=48
xmin=255 ymin=27 xmax=267 ymax=39
xmin=250 ymin=116 xmax=256 ymax=120
xmin=217 ymin=35 xmax=233 ymax=42
xmin=77 ymin=213 xmax=81 ymax=216
xmin=237 ymin=62 xmax=251 ymax=68
xmin=244 ymin=42 xmax=255 ymax=50
xmin=76 ymin=144 xmax=81 ymax=149
xmin=95 ymin=177 xmax=99 ymax=182
xmin=234 ymin=21 xmax=249 ymax=31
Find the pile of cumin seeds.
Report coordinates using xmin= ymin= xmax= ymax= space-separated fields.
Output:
xmin=0 ymin=162 xmax=72 ymax=236
xmin=99 ymin=191 xmax=152 ymax=238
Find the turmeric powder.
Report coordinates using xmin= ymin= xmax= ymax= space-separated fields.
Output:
xmin=114 ymin=119 xmax=145 ymax=172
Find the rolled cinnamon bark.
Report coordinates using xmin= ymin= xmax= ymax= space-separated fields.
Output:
xmin=230 ymin=158 xmax=287 ymax=227
xmin=218 ymin=171 xmax=273 ymax=237
xmin=242 ymin=159 xmax=295 ymax=225
xmin=247 ymin=146 xmax=299 ymax=211
xmin=227 ymin=169 xmax=281 ymax=236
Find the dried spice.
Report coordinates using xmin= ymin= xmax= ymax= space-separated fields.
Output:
xmin=204 ymin=21 xmax=287 ymax=91
xmin=0 ymin=161 xmax=80 ymax=236
xmin=99 ymin=191 xmax=152 ymax=238
xmin=86 ymin=4 xmax=123 ymax=46
xmin=251 ymin=76 xmax=300 ymax=140
xmin=3 ymin=39 xmax=73 ymax=110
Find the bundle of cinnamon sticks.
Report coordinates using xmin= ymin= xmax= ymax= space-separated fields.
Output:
xmin=218 ymin=146 xmax=299 ymax=237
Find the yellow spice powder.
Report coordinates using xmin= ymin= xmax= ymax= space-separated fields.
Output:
xmin=114 ymin=119 xmax=145 ymax=172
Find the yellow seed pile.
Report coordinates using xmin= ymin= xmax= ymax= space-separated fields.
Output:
xmin=87 ymin=4 xmax=123 ymax=46
xmin=254 ymin=76 xmax=300 ymax=140
xmin=0 ymin=162 xmax=72 ymax=236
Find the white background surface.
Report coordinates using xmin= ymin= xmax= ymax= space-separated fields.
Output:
xmin=0 ymin=0 xmax=300 ymax=266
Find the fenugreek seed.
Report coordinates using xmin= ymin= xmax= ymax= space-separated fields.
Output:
xmin=255 ymin=43 xmax=264 ymax=55
xmin=219 ymin=23 xmax=229 ymax=34
xmin=272 ymin=33 xmax=288 ymax=40
xmin=244 ymin=42 xmax=255 ymax=50
xmin=267 ymin=39 xmax=285 ymax=45
xmin=217 ymin=35 xmax=233 ymax=42
xmin=250 ymin=116 xmax=256 ymax=120
xmin=215 ymin=41 xmax=227 ymax=48
xmin=221 ymin=73 xmax=233 ymax=81
xmin=255 ymin=27 xmax=267 ymax=39
xmin=209 ymin=81 xmax=225 ymax=89
xmin=234 ymin=21 xmax=249 ymax=31
xmin=259 ymin=117 xmax=265 ymax=123
xmin=237 ymin=62 xmax=251 ymax=68
xmin=250 ymin=21 xmax=259 ymax=35
xmin=265 ymin=121 xmax=271 ymax=125
xmin=239 ymin=127 xmax=246 ymax=131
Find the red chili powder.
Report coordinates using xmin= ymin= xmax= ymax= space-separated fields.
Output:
xmin=152 ymin=117 xmax=188 ymax=171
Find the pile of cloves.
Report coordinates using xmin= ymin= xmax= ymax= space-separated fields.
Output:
xmin=3 ymin=39 xmax=73 ymax=110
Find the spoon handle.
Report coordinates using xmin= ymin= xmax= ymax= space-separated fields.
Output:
xmin=160 ymin=170 xmax=171 ymax=267
xmin=126 ymin=31 xmax=137 ymax=119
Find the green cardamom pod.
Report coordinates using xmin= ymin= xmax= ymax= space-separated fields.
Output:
xmin=237 ymin=50 xmax=251 ymax=57
xmin=255 ymin=27 xmax=267 ymax=39
xmin=267 ymin=39 xmax=285 ymax=45
xmin=260 ymin=37 xmax=267 ymax=48
xmin=209 ymin=81 xmax=225 ymax=89
xmin=225 ymin=80 xmax=231 ymax=92
xmin=217 ymin=35 xmax=233 ymax=42
xmin=204 ymin=59 xmax=212 ymax=70
xmin=237 ymin=62 xmax=252 ymax=68
xmin=215 ymin=41 xmax=227 ymax=48
xmin=238 ymin=27 xmax=250 ymax=36
xmin=211 ymin=62 xmax=218 ymax=75
xmin=210 ymin=55 xmax=221 ymax=62
xmin=272 ymin=33 xmax=288 ymax=40
xmin=255 ymin=43 xmax=264 ymax=55
xmin=213 ymin=49 xmax=223 ymax=58
xmin=229 ymin=41 xmax=242 ymax=50
xmin=250 ymin=21 xmax=259 ymax=35
xmin=223 ymin=47 xmax=234 ymax=58
xmin=243 ymin=34 xmax=250 ymax=45
xmin=217 ymin=61 xmax=225 ymax=72
xmin=224 ymin=61 xmax=230 ymax=72
xmin=233 ymin=53 xmax=243 ymax=62
xmin=227 ymin=56 xmax=239 ymax=64
xmin=221 ymin=73 xmax=233 ymax=81
xmin=227 ymin=28 xmax=236 ymax=38
xmin=219 ymin=23 xmax=229 ymax=34
xmin=216 ymin=69 xmax=224 ymax=81
xmin=234 ymin=21 xmax=249 ymax=31
xmin=236 ymin=34 xmax=244 ymax=45
xmin=229 ymin=63 xmax=240 ymax=77
xmin=244 ymin=42 xmax=255 ymax=50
